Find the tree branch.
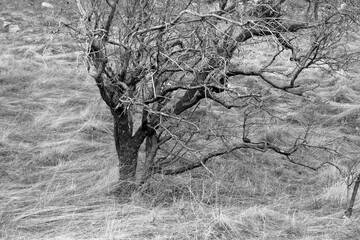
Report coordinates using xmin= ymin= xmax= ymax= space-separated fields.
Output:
xmin=159 ymin=138 xmax=300 ymax=175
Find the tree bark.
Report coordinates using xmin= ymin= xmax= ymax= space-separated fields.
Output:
xmin=112 ymin=108 xmax=145 ymax=194
xmin=345 ymin=174 xmax=360 ymax=218
xmin=139 ymin=130 xmax=158 ymax=184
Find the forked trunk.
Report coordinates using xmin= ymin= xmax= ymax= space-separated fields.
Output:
xmin=139 ymin=131 xmax=158 ymax=184
xmin=112 ymin=109 xmax=144 ymax=194
xmin=345 ymin=174 xmax=360 ymax=218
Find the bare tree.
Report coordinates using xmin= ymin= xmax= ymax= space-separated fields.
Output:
xmin=304 ymin=0 xmax=320 ymax=19
xmin=65 ymin=0 xmax=359 ymax=194
xmin=303 ymin=0 xmax=349 ymax=20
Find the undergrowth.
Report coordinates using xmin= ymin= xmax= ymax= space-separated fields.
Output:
xmin=1 ymin=1 xmax=360 ymax=239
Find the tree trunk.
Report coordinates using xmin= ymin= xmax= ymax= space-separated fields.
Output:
xmin=112 ymin=108 xmax=145 ymax=195
xmin=139 ymin=131 xmax=158 ymax=184
xmin=313 ymin=1 xmax=319 ymax=20
xmin=345 ymin=174 xmax=360 ymax=218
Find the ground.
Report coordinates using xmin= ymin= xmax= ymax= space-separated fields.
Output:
xmin=1 ymin=1 xmax=360 ymax=239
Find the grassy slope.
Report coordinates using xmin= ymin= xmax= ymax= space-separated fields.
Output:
xmin=1 ymin=1 xmax=360 ymax=239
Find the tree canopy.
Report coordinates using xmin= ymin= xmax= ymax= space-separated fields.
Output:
xmin=67 ymin=0 xmax=360 ymax=193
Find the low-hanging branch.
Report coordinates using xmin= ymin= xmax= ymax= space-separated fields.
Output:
xmin=159 ymin=140 xmax=300 ymax=175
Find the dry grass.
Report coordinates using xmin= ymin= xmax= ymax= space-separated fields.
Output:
xmin=2 ymin=1 xmax=360 ymax=240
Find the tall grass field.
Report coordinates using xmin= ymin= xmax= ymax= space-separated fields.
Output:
xmin=1 ymin=1 xmax=360 ymax=239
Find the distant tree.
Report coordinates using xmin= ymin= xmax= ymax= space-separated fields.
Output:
xmin=66 ymin=0 xmax=359 ymax=194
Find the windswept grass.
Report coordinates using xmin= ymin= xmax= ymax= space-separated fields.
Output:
xmin=2 ymin=1 xmax=360 ymax=239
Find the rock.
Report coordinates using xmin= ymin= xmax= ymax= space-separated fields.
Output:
xmin=58 ymin=16 xmax=70 ymax=25
xmin=1 ymin=21 xmax=11 ymax=33
xmin=41 ymin=2 xmax=54 ymax=8
xmin=338 ymin=3 xmax=347 ymax=12
xmin=3 ymin=21 xmax=11 ymax=27
xmin=9 ymin=25 xmax=20 ymax=33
